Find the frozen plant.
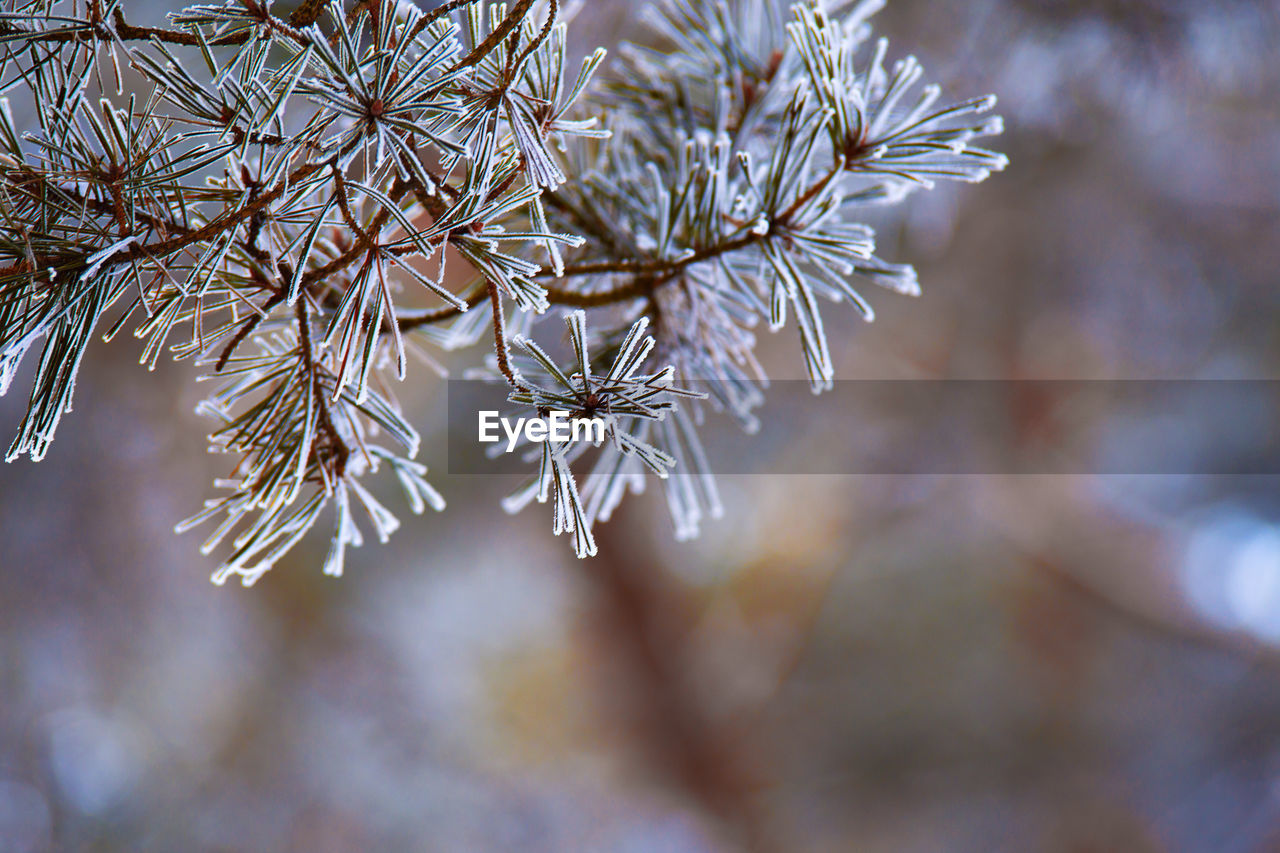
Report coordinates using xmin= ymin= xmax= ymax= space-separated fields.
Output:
xmin=0 ymin=0 xmax=1005 ymax=583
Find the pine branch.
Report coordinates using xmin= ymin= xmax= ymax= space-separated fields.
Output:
xmin=0 ymin=0 xmax=1005 ymax=575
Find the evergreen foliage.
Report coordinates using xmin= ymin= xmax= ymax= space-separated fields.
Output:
xmin=0 ymin=0 xmax=1004 ymax=582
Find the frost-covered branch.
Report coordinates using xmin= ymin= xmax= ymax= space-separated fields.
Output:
xmin=0 ymin=0 xmax=1005 ymax=580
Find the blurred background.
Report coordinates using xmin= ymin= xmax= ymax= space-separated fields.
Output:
xmin=3 ymin=1 xmax=1280 ymax=850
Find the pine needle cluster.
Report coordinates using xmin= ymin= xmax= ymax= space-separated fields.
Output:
xmin=0 ymin=0 xmax=1004 ymax=582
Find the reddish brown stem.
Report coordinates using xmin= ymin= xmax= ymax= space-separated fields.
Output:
xmin=487 ymin=279 xmax=521 ymax=388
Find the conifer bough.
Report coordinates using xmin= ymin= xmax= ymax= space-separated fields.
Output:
xmin=0 ymin=0 xmax=1005 ymax=583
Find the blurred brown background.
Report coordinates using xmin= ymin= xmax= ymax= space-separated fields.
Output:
xmin=3 ymin=1 xmax=1280 ymax=850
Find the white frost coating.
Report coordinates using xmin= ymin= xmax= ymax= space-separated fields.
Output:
xmin=0 ymin=0 xmax=1005 ymax=573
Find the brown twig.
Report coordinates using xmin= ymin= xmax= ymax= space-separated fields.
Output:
xmin=486 ymin=278 xmax=521 ymax=387
xmin=215 ymin=290 xmax=285 ymax=372
xmin=536 ymin=231 xmax=760 ymax=281
xmin=507 ymin=0 xmax=557 ymax=80
xmin=295 ymin=295 xmax=349 ymax=480
xmin=450 ymin=0 xmax=536 ymax=71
